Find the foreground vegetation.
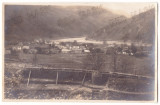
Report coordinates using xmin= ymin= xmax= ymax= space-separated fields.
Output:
xmin=15 ymin=52 xmax=154 ymax=76
xmin=4 ymin=52 xmax=155 ymax=100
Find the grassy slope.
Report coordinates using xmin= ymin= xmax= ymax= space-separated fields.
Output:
xmin=91 ymin=8 xmax=155 ymax=44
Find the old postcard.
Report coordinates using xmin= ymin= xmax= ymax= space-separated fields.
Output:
xmin=3 ymin=3 xmax=157 ymax=102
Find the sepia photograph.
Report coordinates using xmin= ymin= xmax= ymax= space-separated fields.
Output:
xmin=3 ymin=2 xmax=157 ymax=102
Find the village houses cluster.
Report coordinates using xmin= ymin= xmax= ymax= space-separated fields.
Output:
xmin=5 ymin=38 xmax=152 ymax=57
xmin=5 ymin=39 xmax=91 ymax=55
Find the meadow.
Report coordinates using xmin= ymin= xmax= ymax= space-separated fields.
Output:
xmin=18 ymin=53 xmax=154 ymax=77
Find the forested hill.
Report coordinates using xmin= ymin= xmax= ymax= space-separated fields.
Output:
xmin=89 ymin=8 xmax=155 ymax=44
xmin=5 ymin=5 xmax=120 ymax=42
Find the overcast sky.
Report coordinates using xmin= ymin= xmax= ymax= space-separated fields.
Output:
xmin=102 ymin=3 xmax=156 ymax=17
xmin=53 ymin=2 xmax=156 ymax=17
xmin=5 ymin=3 xmax=156 ymax=18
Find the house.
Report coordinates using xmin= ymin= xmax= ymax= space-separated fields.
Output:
xmin=70 ymin=49 xmax=82 ymax=53
xmin=12 ymin=46 xmax=22 ymax=51
xmin=79 ymin=46 xmax=86 ymax=50
xmin=130 ymin=53 xmax=134 ymax=55
xmin=122 ymin=51 xmax=127 ymax=55
xmin=84 ymin=49 xmax=90 ymax=53
xmin=28 ymin=49 xmax=38 ymax=54
xmin=107 ymin=44 xmax=115 ymax=47
xmin=61 ymin=48 xmax=71 ymax=53
xmin=72 ymin=46 xmax=80 ymax=49
xmin=17 ymin=42 xmax=23 ymax=46
xmin=39 ymin=44 xmax=50 ymax=49
xmin=10 ymin=45 xmax=22 ymax=55
xmin=22 ymin=46 xmax=30 ymax=53
xmin=50 ymin=48 xmax=61 ymax=54
xmin=34 ymin=39 xmax=40 ymax=43
xmin=22 ymin=46 xmax=30 ymax=50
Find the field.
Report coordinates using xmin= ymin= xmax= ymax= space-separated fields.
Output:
xmin=4 ymin=53 xmax=155 ymax=100
xmin=16 ymin=53 xmax=155 ymax=76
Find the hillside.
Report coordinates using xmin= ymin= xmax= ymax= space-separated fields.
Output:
xmin=5 ymin=5 xmax=120 ymax=43
xmin=89 ymin=8 xmax=155 ymax=44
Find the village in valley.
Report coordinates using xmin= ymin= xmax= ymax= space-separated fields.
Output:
xmin=4 ymin=4 xmax=156 ymax=100
xmin=6 ymin=37 xmax=152 ymax=56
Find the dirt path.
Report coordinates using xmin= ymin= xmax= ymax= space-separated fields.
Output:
xmin=16 ymin=83 xmax=153 ymax=95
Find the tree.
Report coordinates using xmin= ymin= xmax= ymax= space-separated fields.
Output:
xmin=84 ymin=48 xmax=105 ymax=71
xmin=112 ymin=49 xmax=117 ymax=72
xmin=5 ymin=12 xmax=23 ymax=35
xmin=60 ymin=42 xmax=66 ymax=46
xmin=130 ymin=43 xmax=137 ymax=54
xmin=120 ymin=56 xmax=134 ymax=73
xmin=117 ymin=47 xmax=122 ymax=53
xmin=73 ymin=40 xmax=78 ymax=46
xmin=33 ymin=53 xmax=37 ymax=65
xmin=122 ymin=33 xmax=129 ymax=43
xmin=83 ymin=48 xmax=105 ymax=84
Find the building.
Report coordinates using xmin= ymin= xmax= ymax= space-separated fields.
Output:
xmin=22 ymin=46 xmax=30 ymax=50
xmin=28 ymin=49 xmax=38 ymax=54
xmin=84 ymin=49 xmax=90 ymax=53
xmin=12 ymin=46 xmax=22 ymax=51
xmin=70 ymin=49 xmax=82 ymax=53
xmin=50 ymin=48 xmax=61 ymax=54
xmin=61 ymin=48 xmax=71 ymax=53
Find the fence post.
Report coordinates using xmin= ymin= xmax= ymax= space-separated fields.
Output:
xmin=81 ymin=72 xmax=87 ymax=85
xmin=56 ymin=71 xmax=59 ymax=85
xmin=27 ymin=70 xmax=32 ymax=86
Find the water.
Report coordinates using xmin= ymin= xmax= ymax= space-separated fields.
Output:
xmin=52 ymin=37 xmax=152 ymax=46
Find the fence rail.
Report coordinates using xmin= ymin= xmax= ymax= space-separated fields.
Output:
xmin=25 ymin=67 xmax=154 ymax=80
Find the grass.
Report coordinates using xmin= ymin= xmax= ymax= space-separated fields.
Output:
xmin=17 ymin=53 xmax=155 ymax=77
xmin=4 ymin=53 xmax=155 ymax=100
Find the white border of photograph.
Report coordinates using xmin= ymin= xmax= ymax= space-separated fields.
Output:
xmin=0 ymin=0 xmax=159 ymax=105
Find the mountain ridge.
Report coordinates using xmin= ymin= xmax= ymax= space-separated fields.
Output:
xmin=5 ymin=5 xmax=120 ymax=43
xmin=5 ymin=5 xmax=155 ymax=45
xmin=89 ymin=8 xmax=155 ymax=44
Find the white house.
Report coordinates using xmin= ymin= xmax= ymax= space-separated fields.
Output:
xmin=84 ymin=49 xmax=90 ymax=53
xmin=12 ymin=46 xmax=22 ymax=51
xmin=22 ymin=46 xmax=30 ymax=50
xmin=61 ymin=48 xmax=71 ymax=53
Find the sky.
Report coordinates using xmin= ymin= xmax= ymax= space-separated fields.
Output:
xmin=50 ymin=2 xmax=156 ymax=17
xmin=5 ymin=3 xmax=156 ymax=18
xmin=102 ymin=3 xmax=156 ymax=17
